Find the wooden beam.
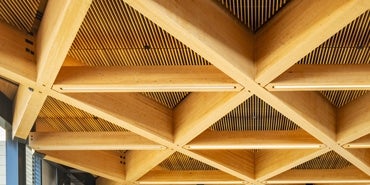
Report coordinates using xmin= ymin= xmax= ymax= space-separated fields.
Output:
xmin=185 ymin=130 xmax=324 ymax=150
xmin=123 ymin=0 xmax=370 ymax=181
xmin=259 ymin=90 xmax=370 ymax=175
xmin=12 ymin=84 xmax=47 ymax=139
xmin=50 ymin=92 xmax=173 ymax=146
xmin=96 ymin=178 xmax=125 ymax=185
xmin=174 ymin=90 xmax=252 ymax=146
xmin=47 ymin=92 xmax=175 ymax=182
xmin=42 ymin=93 xmax=177 ymax=183
xmin=344 ymin=135 xmax=370 ymax=148
xmin=260 ymin=91 xmax=336 ymax=144
xmin=10 ymin=0 xmax=91 ymax=140
xmin=34 ymin=119 xmax=174 ymax=183
xmin=29 ymin=132 xmax=165 ymax=150
xmin=123 ymin=0 xmax=255 ymax=85
xmin=183 ymin=149 xmax=255 ymax=181
xmin=35 ymin=0 xmax=91 ymax=86
xmin=54 ymin=66 xmax=242 ymax=92
xmin=265 ymin=166 xmax=370 ymax=184
xmin=138 ymin=170 xmax=245 ymax=184
xmin=314 ymin=184 xmax=370 ymax=185
xmin=125 ymin=150 xmax=175 ymax=181
xmin=266 ymin=64 xmax=370 ymax=91
xmin=96 ymin=178 xmax=137 ymax=185
xmin=123 ymin=0 xmax=370 ymax=179
xmin=255 ymin=148 xmax=329 ymax=181
xmin=335 ymin=147 xmax=370 ymax=175
xmin=255 ymin=0 xmax=370 ymax=86
xmin=42 ymin=150 xmax=125 ymax=182
xmin=337 ymin=92 xmax=370 ymax=145
xmin=345 ymin=148 xmax=370 ymax=169
xmin=0 ymin=22 xmax=36 ymax=85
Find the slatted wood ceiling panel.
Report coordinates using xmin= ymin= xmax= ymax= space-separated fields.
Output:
xmin=211 ymin=95 xmax=300 ymax=131
xmin=38 ymin=97 xmax=127 ymax=132
xmin=294 ymin=151 xmax=352 ymax=169
xmin=296 ymin=11 xmax=370 ymax=108
xmin=216 ymin=0 xmax=289 ymax=32
xmin=321 ymin=90 xmax=368 ymax=108
xmin=159 ymin=152 xmax=217 ymax=171
xmin=298 ymin=11 xmax=369 ymax=65
xmin=2 ymin=0 xmax=367 ymax=183
xmin=0 ymin=0 xmax=40 ymax=33
xmin=142 ymin=92 xmax=189 ymax=109
xmin=69 ymin=0 xmax=209 ymax=66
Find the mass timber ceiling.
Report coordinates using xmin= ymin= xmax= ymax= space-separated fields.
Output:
xmin=0 ymin=0 xmax=370 ymax=184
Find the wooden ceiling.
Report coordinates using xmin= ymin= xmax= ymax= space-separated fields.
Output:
xmin=0 ymin=0 xmax=369 ymax=184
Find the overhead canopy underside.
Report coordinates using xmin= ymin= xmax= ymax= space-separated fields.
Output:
xmin=0 ymin=0 xmax=369 ymax=184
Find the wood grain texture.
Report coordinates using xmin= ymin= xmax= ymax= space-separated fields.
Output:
xmin=125 ymin=150 xmax=175 ymax=181
xmin=255 ymin=0 xmax=369 ymax=85
xmin=123 ymin=0 xmax=255 ymax=85
xmin=43 ymin=150 xmax=125 ymax=182
xmin=54 ymin=65 xmax=242 ymax=92
xmin=139 ymin=170 xmax=244 ymax=184
xmin=255 ymin=148 xmax=329 ymax=180
xmin=187 ymin=149 xmax=255 ymax=181
xmin=186 ymin=129 xmax=323 ymax=149
xmin=1 ymin=0 xmax=370 ymax=184
xmin=55 ymin=92 xmax=173 ymax=145
xmin=344 ymin=135 xmax=370 ymax=148
xmin=12 ymin=84 xmax=47 ymax=139
xmin=267 ymin=64 xmax=370 ymax=91
xmin=266 ymin=166 xmax=370 ymax=184
xmin=36 ymin=0 xmax=91 ymax=86
xmin=0 ymin=22 xmax=36 ymax=85
xmin=29 ymin=132 xmax=164 ymax=150
xmin=337 ymin=93 xmax=370 ymax=144
xmin=174 ymin=90 xmax=252 ymax=145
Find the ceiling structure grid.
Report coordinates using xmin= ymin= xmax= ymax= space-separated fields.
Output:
xmin=0 ymin=0 xmax=369 ymax=185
